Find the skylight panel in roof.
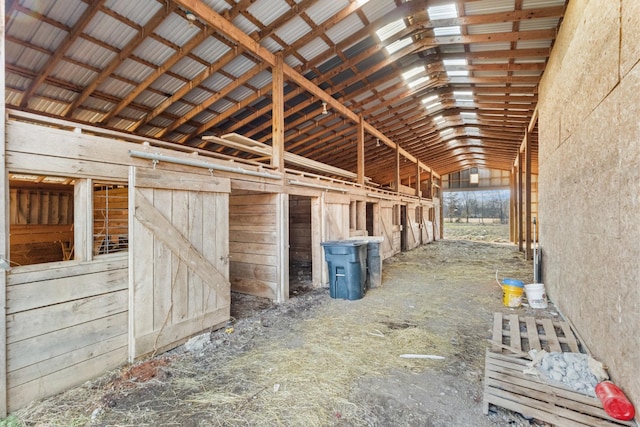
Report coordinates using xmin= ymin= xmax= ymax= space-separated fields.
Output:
xmin=425 ymin=101 xmax=442 ymax=110
xmin=461 ymin=112 xmax=477 ymax=118
xmin=434 ymin=26 xmax=461 ymax=36
xmin=422 ymin=95 xmax=439 ymax=104
xmin=402 ymin=66 xmax=424 ymax=81
xmin=440 ymin=128 xmax=454 ymax=137
xmin=376 ymin=18 xmax=407 ymax=41
xmin=464 ymin=0 xmax=515 ymax=15
xmin=428 ymin=3 xmax=458 ymax=20
xmin=408 ymin=76 xmax=430 ymax=89
xmin=443 ymin=58 xmax=467 ymax=66
xmin=386 ymin=37 xmax=413 ymax=54
xmin=454 ymin=91 xmax=473 ymax=98
xmin=447 ymin=70 xmax=469 ymax=77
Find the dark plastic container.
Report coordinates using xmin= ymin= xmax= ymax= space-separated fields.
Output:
xmin=321 ymin=240 xmax=368 ymax=300
xmin=366 ymin=240 xmax=382 ymax=289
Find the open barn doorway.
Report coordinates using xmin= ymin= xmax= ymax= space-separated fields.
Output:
xmin=289 ymin=195 xmax=315 ymax=298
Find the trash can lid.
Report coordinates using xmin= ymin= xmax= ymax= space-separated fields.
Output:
xmin=321 ymin=240 xmax=366 ymax=246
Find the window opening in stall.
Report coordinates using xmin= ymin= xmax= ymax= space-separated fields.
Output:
xmin=93 ymin=183 xmax=129 ymax=256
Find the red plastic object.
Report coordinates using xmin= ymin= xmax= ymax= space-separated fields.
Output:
xmin=595 ymin=381 xmax=636 ymax=421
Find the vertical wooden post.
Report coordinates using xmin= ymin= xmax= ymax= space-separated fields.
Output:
xmin=416 ymin=163 xmax=421 ymax=197
xmin=275 ymin=193 xmax=289 ymax=302
xmin=430 ymin=170 xmax=434 ymax=199
xmin=517 ymin=153 xmax=523 ymax=252
xmin=1 ymin=0 xmax=8 ymax=414
xmin=271 ymin=53 xmax=285 ymax=172
xmin=357 ymin=115 xmax=365 ymax=186
xmin=74 ymin=178 xmax=93 ymax=261
xmin=525 ymin=130 xmax=532 ymax=260
xmin=510 ymin=166 xmax=516 ymax=243
xmin=356 ymin=201 xmax=366 ymax=233
xmin=394 ymin=144 xmax=400 ymax=192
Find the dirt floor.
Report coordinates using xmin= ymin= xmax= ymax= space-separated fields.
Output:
xmin=10 ymin=229 xmax=561 ymax=426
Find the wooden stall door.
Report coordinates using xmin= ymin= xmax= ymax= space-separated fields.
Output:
xmin=130 ymin=167 xmax=231 ymax=360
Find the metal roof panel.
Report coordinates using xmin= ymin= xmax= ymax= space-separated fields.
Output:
xmin=84 ymin=11 xmax=138 ymax=50
xmin=464 ymin=0 xmax=515 ymax=15
xmin=154 ymin=13 xmax=202 ymax=46
xmin=248 ymin=70 xmax=273 ymax=89
xmin=182 ymin=88 xmax=212 ymax=105
xmin=297 ymin=37 xmax=330 ymax=61
xmin=361 ymin=0 xmax=397 ymax=23
xmin=67 ymin=37 xmax=116 ymax=69
xmin=133 ymin=37 xmax=176 ymax=66
xmin=469 ymin=42 xmax=513 ymax=52
xmin=519 ymin=17 xmax=560 ymax=31
xmin=191 ymin=37 xmax=232 ymax=63
xmin=151 ymin=74 xmax=186 ymax=94
xmin=275 ymin=16 xmax=312 ymax=46
xmin=305 ymin=0 xmax=350 ymax=25
xmin=222 ymin=56 xmax=257 ymax=78
xmin=48 ymin=0 xmax=88 ymax=26
xmin=261 ymin=37 xmax=283 ymax=53
xmin=50 ymin=61 xmax=98 ymax=87
xmin=97 ymin=76 xmax=136 ymax=99
xmin=247 ymin=0 xmax=290 ymax=26
xmin=135 ymin=90 xmax=167 ymax=108
xmin=106 ymin=0 xmax=163 ymax=26
xmin=468 ymin=22 xmax=513 ymax=35
xmin=200 ymin=74 xmax=234 ymax=92
xmin=325 ymin=14 xmax=365 ymax=44
xmin=171 ymin=57 xmax=208 ymax=80
xmin=115 ymin=59 xmax=155 ymax=83
xmin=522 ymin=0 xmax=566 ymax=9
xmin=232 ymin=14 xmax=260 ymax=34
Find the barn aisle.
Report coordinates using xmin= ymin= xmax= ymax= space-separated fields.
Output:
xmin=14 ymin=240 xmax=547 ymax=427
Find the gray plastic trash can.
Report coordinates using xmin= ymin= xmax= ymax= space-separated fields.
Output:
xmin=321 ymin=240 xmax=368 ymax=300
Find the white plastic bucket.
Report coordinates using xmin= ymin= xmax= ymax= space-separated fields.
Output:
xmin=524 ymin=283 xmax=547 ymax=308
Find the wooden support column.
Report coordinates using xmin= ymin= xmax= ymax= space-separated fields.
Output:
xmin=525 ymin=130 xmax=532 ymax=260
xmin=356 ymin=201 xmax=366 ymax=232
xmin=430 ymin=170 xmax=434 ymax=199
xmin=74 ymin=178 xmax=93 ymax=261
xmin=394 ymin=144 xmax=400 ymax=192
xmin=0 ymin=0 xmax=7 ymax=415
xmin=510 ymin=166 xmax=516 ymax=243
xmin=416 ymin=163 xmax=421 ymax=198
xmin=271 ymin=53 xmax=285 ymax=172
xmin=517 ymin=153 xmax=523 ymax=252
xmin=275 ymin=193 xmax=289 ymax=302
xmin=357 ymin=115 xmax=365 ymax=186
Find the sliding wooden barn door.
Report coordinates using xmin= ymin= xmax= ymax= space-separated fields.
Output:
xmin=129 ymin=167 xmax=231 ymax=360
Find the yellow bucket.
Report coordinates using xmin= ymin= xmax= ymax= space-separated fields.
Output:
xmin=501 ymin=279 xmax=524 ymax=307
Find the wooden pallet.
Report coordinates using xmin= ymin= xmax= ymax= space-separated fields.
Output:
xmin=483 ymin=313 xmax=637 ymax=427
xmin=489 ymin=312 xmax=584 ymax=355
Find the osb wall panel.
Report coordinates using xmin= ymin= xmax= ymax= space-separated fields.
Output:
xmin=538 ymin=0 xmax=640 ymax=408
xmin=620 ymin=0 xmax=640 ymax=77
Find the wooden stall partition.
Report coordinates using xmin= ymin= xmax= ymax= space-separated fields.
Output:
xmin=228 ymin=192 xmax=280 ymax=299
xmin=404 ymin=202 xmax=422 ymax=251
xmin=320 ymin=192 xmax=350 ymax=286
xmin=129 ymin=167 xmax=231 ymax=360
xmin=289 ymin=195 xmax=312 ymax=264
xmin=378 ymin=201 xmax=399 ymax=259
xmin=5 ymin=256 xmax=129 ymax=412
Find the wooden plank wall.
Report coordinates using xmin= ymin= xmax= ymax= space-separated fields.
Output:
xmin=229 ymin=193 xmax=279 ymax=299
xmin=5 ymin=256 xmax=128 ymax=412
xmin=404 ymin=203 xmax=421 ymax=250
xmin=289 ymin=195 xmax=311 ymax=264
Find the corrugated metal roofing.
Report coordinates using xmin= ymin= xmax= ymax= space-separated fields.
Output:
xmin=467 ymin=22 xmax=513 ymax=35
xmin=50 ymin=61 xmax=99 ymax=87
xmin=84 ymin=11 xmax=137 ymax=50
xmin=106 ymin=0 xmax=162 ymax=27
xmin=464 ymin=0 xmax=515 ymax=15
xmin=5 ymin=0 xmax=568 ymax=178
xmin=171 ymin=57 xmax=208 ymax=80
xmin=191 ymin=38 xmax=232 ymax=63
xmin=298 ymin=37 xmax=331 ymax=62
xmin=305 ymin=0 xmax=350 ymax=25
xmin=67 ymin=38 xmax=116 ymax=69
xmin=247 ymin=0 xmax=291 ymax=27
xmin=154 ymin=13 xmax=202 ymax=47
xmin=133 ymin=37 xmax=176 ymax=66
xmin=325 ymin=14 xmax=365 ymax=44
xmin=115 ymin=59 xmax=154 ymax=84
xmin=275 ymin=16 xmax=312 ymax=46
xmin=519 ymin=17 xmax=561 ymax=31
